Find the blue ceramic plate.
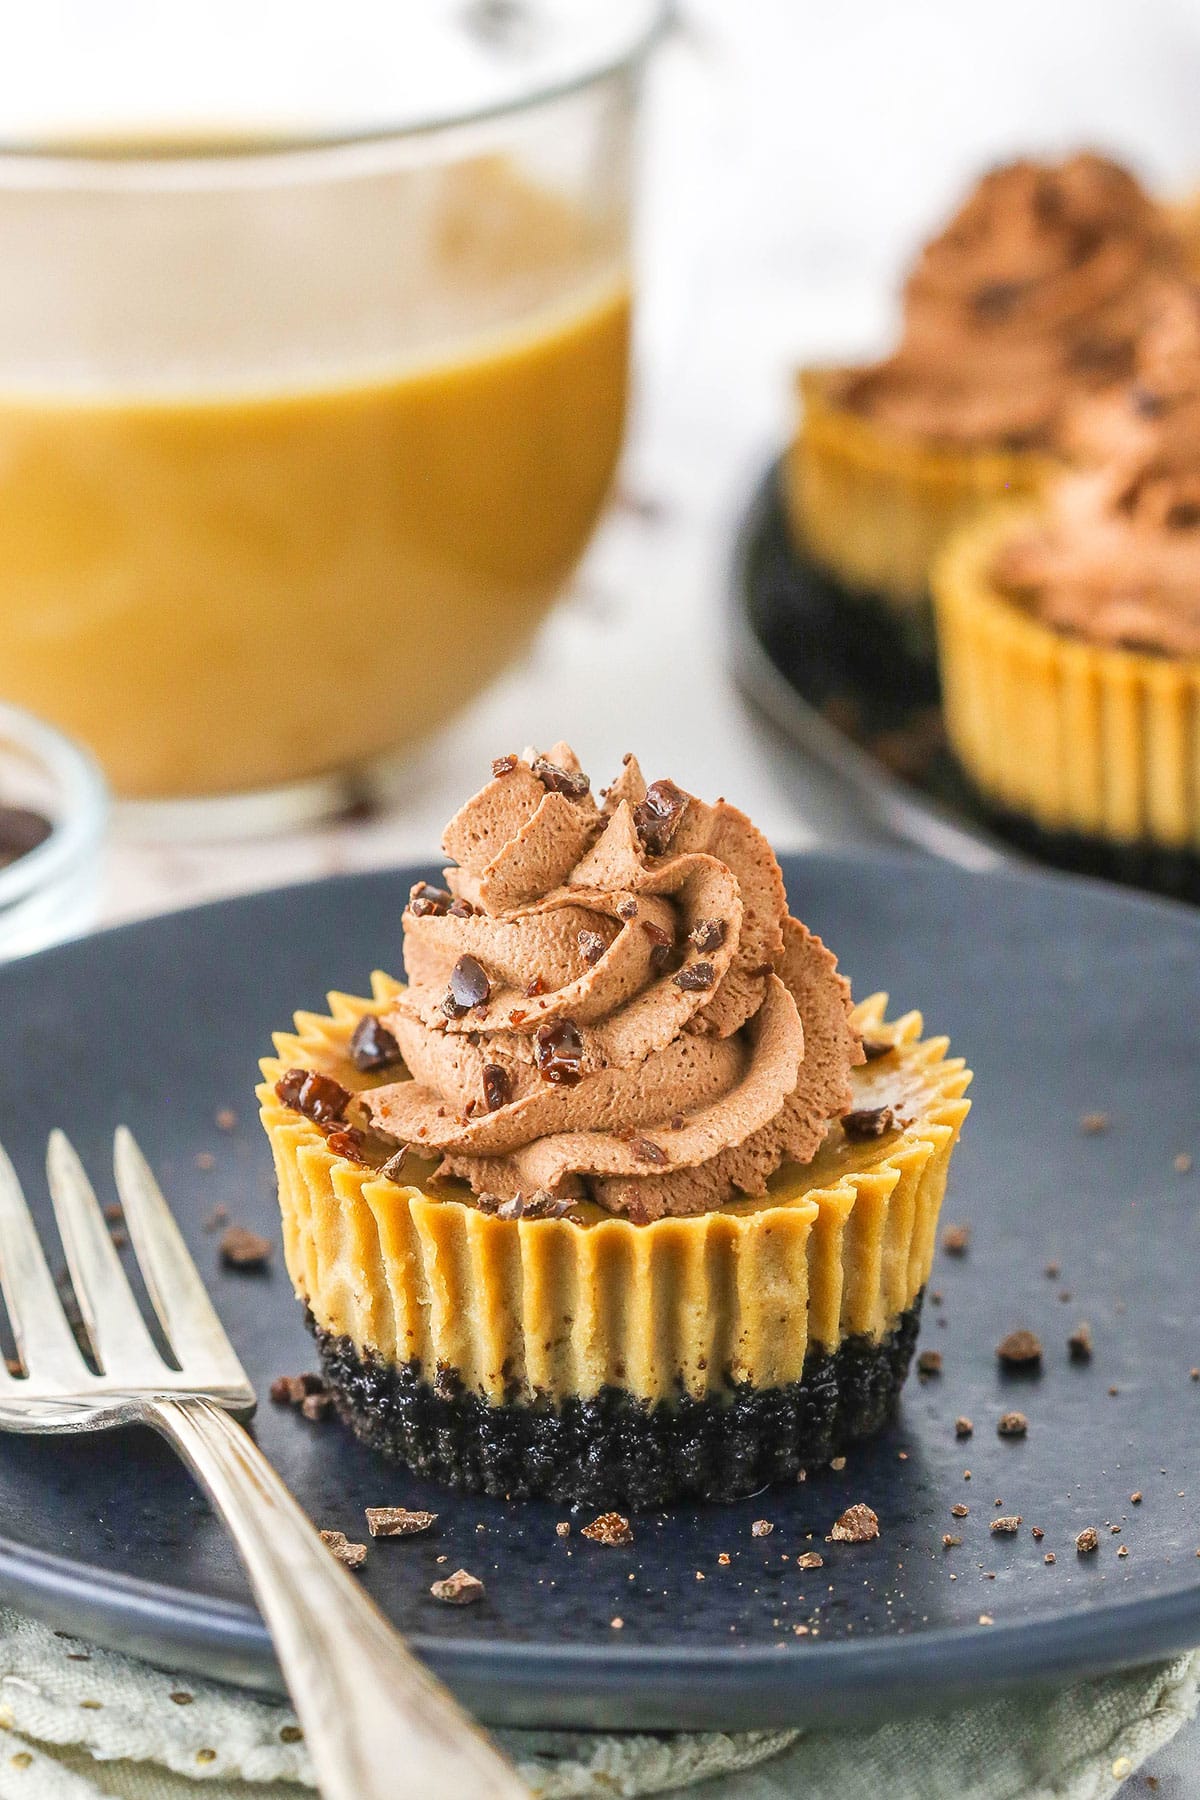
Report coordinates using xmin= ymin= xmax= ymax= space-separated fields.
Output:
xmin=0 ymin=856 xmax=1197 ymax=1730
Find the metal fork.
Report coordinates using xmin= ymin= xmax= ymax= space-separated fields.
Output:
xmin=0 ymin=1127 xmax=529 ymax=1800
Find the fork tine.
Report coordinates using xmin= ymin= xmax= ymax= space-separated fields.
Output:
xmin=112 ymin=1128 xmax=249 ymax=1386
xmin=0 ymin=1140 xmax=90 ymax=1386
xmin=46 ymin=1132 xmax=164 ymax=1381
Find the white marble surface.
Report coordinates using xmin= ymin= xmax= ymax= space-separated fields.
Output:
xmin=100 ymin=0 xmax=1200 ymax=926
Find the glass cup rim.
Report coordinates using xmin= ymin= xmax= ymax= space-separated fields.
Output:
xmin=0 ymin=0 xmax=668 ymax=184
xmin=0 ymin=702 xmax=109 ymax=916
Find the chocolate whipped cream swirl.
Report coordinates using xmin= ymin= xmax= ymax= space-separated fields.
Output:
xmin=996 ymin=282 xmax=1200 ymax=658
xmin=362 ymin=747 xmax=862 ymax=1222
xmin=835 ymin=153 xmax=1177 ymax=450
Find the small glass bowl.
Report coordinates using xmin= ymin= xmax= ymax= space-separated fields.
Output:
xmin=0 ymin=702 xmax=109 ymax=962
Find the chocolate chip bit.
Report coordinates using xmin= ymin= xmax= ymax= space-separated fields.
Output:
xmin=534 ymin=1018 xmax=584 ymax=1087
xmin=532 ymin=756 xmax=590 ymax=800
xmin=829 ymin=1503 xmax=879 ymax=1544
xmin=481 ymin=1064 xmax=511 ymax=1112
xmin=632 ymin=779 xmax=689 ymax=855
xmin=430 ymin=1568 xmax=485 ymax=1604
xmin=445 ymin=954 xmax=491 ymax=1016
xmin=359 ymin=747 xmax=865 ymax=1223
xmin=274 ymin=1069 xmax=350 ymax=1126
xmin=348 ymin=1015 xmax=404 ymax=1074
xmin=843 ymin=1106 xmax=897 ymax=1140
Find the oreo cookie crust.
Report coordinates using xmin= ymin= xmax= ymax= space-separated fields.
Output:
xmin=313 ymin=1298 xmax=924 ymax=1507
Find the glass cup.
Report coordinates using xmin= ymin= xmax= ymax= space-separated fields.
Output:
xmin=0 ymin=1 xmax=662 ymax=825
xmin=0 ymin=702 xmax=109 ymax=960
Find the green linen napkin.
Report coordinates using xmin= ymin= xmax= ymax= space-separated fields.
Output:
xmin=0 ymin=1608 xmax=1191 ymax=1798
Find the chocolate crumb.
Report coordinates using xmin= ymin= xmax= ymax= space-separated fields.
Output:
xmin=916 ymin=1350 xmax=942 ymax=1378
xmin=1081 ymin=1111 xmax=1110 ymax=1135
xmin=955 ymin=1417 xmax=974 ymax=1439
xmin=274 ymin=1069 xmax=350 ymax=1125
xmin=842 ymin=1106 xmax=896 ymax=1140
xmin=219 ymin=1226 xmax=272 ymax=1271
xmin=797 ymin=1551 xmax=824 ymax=1569
xmin=270 ymin=1374 xmax=323 ymax=1406
xmin=998 ymin=1411 xmax=1028 ymax=1438
xmin=481 ymin=1064 xmax=512 ymax=1112
xmin=629 ymin=1135 xmax=668 ymax=1167
xmin=555 ymin=1522 xmax=570 ymax=1538
xmin=639 ymin=918 xmax=674 ymax=971
xmin=942 ymin=1223 xmax=970 ymax=1256
xmin=689 ymin=919 xmax=727 ymax=953
xmin=582 ymin=1512 xmax=633 ymax=1546
xmin=430 ymin=1568 xmax=485 ymax=1605
xmin=829 ymin=1504 xmax=879 ymax=1544
xmin=365 ymin=1506 xmax=437 ymax=1538
xmin=1075 ymin=1526 xmax=1100 ymax=1554
xmin=674 ymin=961 xmax=716 ymax=992
xmin=751 ymin=1519 xmax=774 ymax=1538
xmin=409 ymin=881 xmax=455 ymax=918
xmin=532 ymin=757 xmax=590 ymax=800
xmin=447 ymin=898 xmax=476 ymax=918
xmin=578 ymin=930 xmax=607 ymax=966
xmin=1032 ymin=1526 xmax=1045 ymax=1540
xmin=632 ymin=779 xmax=689 ymax=855
xmin=997 ymin=1329 xmax=1042 ymax=1368
xmin=491 ymin=753 xmax=517 ymax=777
xmin=349 ymin=1015 xmax=404 ymax=1074
xmin=319 ymin=1530 xmax=367 ymax=1570
xmin=1068 ymin=1321 xmax=1094 ymax=1362
xmin=301 ymin=1392 xmax=333 ymax=1422
xmin=861 ymin=1038 xmax=895 ymax=1061
xmin=991 ymin=1515 xmax=1022 ymax=1535
xmin=379 ymin=1147 xmax=412 ymax=1183
xmin=951 ymin=1503 xmax=970 ymax=1518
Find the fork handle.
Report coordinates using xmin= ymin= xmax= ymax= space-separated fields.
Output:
xmin=148 ymin=1396 xmax=530 ymax=1800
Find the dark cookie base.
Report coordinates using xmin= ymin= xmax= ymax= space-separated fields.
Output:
xmin=311 ymin=1297 xmax=923 ymax=1508
xmin=970 ymin=787 xmax=1200 ymax=907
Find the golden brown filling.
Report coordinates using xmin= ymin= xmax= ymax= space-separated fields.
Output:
xmin=833 ymin=153 xmax=1177 ymax=451
xmin=360 ymin=746 xmax=863 ymax=1221
xmin=994 ymin=281 xmax=1200 ymax=657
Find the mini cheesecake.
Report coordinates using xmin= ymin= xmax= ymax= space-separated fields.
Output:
xmin=788 ymin=154 xmax=1178 ymax=642
xmin=259 ymin=747 xmax=971 ymax=1504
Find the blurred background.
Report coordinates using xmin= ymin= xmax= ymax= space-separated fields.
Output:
xmin=4 ymin=0 xmax=1200 ymax=932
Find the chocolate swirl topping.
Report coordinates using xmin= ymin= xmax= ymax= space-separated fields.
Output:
xmin=834 ymin=153 xmax=1177 ymax=451
xmin=995 ymin=282 xmax=1200 ymax=658
xmin=362 ymin=746 xmax=862 ymax=1222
